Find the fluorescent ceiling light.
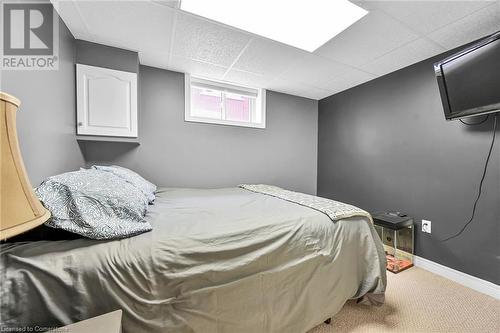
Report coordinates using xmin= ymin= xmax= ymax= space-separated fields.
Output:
xmin=180 ymin=0 xmax=368 ymax=52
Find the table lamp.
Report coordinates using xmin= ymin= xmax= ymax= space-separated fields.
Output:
xmin=1 ymin=91 xmax=50 ymax=240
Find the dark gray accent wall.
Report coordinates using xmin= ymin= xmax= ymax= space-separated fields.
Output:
xmin=75 ymin=40 xmax=139 ymax=73
xmin=82 ymin=66 xmax=318 ymax=194
xmin=318 ymin=52 xmax=499 ymax=284
xmin=1 ymin=18 xmax=84 ymax=186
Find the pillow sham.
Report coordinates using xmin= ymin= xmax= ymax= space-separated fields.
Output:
xmin=91 ymin=165 xmax=157 ymax=203
xmin=35 ymin=169 xmax=152 ymax=240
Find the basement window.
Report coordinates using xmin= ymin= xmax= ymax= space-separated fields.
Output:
xmin=185 ymin=74 xmax=266 ymax=128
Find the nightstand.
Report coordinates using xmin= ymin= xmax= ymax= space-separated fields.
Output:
xmin=372 ymin=212 xmax=414 ymax=273
xmin=47 ymin=310 xmax=122 ymax=333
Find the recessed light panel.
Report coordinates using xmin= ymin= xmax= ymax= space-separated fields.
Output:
xmin=180 ymin=0 xmax=368 ymax=52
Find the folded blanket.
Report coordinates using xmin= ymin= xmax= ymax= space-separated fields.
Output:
xmin=239 ymin=184 xmax=372 ymax=223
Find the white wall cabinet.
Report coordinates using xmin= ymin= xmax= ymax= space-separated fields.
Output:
xmin=76 ymin=64 xmax=138 ymax=138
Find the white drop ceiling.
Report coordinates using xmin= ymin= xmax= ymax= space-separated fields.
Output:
xmin=53 ymin=0 xmax=500 ymax=100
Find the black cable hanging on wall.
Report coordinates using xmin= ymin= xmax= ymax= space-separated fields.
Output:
xmin=441 ymin=114 xmax=498 ymax=241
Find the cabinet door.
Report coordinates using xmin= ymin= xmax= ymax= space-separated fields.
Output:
xmin=77 ymin=64 xmax=137 ymax=137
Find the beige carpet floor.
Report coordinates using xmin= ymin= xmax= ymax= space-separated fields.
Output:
xmin=308 ymin=267 xmax=500 ymax=333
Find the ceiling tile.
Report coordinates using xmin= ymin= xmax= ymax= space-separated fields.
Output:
xmin=321 ymin=69 xmax=375 ymax=95
xmin=223 ymin=69 xmax=275 ymax=89
xmin=349 ymin=0 xmax=379 ymax=11
xmin=315 ymin=10 xmax=419 ymax=67
xmin=306 ymin=87 xmax=333 ymax=100
xmin=55 ymin=0 xmax=498 ymax=100
xmin=139 ymin=51 xmax=169 ymax=69
xmin=140 ymin=52 xmax=228 ymax=79
xmin=232 ymin=38 xmax=305 ymax=77
xmin=373 ymin=1 xmax=493 ymax=35
xmin=75 ymin=1 xmax=174 ymax=54
xmin=360 ymin=38 xmax=445 ymax=76
xmin=151 ymin=0 xmax=181 ymax=9
xmin=172 ymin=12 xmax=251 ymax=67
xmin=167 ymin=56 xmax=228 ymax=79
xmin=278 ymin=54 xmax=354 ymax=89
xmin=51 ymin=0 xmax=89 ymax=39
xmin=269 ymin=79 xmax=331 ymax=100
xmin=427 ymin=3 xmax=500 ymax=49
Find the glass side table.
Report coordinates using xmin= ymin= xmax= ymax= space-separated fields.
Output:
xmin=372 ymin=212 xmax=414 ymax=273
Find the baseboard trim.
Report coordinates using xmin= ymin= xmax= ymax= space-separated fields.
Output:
xmin=413 ymin=256 xmax=500 ymax=300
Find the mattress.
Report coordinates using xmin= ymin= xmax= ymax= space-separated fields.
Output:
xmin=0 ymin=187 xmax=386 ymax=332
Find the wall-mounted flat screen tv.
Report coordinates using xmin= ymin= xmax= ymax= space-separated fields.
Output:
xmin=434 ymin=31 xmax=500 ymax=120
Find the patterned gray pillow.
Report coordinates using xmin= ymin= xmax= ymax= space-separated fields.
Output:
xmin=91 ymin=165 xmax=157 ymax=203
xmin=35 ymin=169 xmax=152 ymax=240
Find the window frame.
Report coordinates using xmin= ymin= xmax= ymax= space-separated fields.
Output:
xmin=185 ymin=74 xmax=266 ymax=129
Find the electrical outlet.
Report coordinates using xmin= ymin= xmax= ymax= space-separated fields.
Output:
xmin=422 ymin=220 xmax=432 ymax=233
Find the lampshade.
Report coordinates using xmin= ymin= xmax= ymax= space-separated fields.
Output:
xmin=1 ymin=92 xmax=50 ymax=239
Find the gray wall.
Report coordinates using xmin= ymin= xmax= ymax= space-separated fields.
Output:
xmin=75 ymin=40 xmax=139 ymax=73
xmin=318 ymin=52 xmax=499 ymax=284
xmin=1 ymin=18 xmax=85 ymax=186
xmin=82 ymin=66 xmax=318 ymax=194
xmin=2 ymin=21 xmax=317 ymax=194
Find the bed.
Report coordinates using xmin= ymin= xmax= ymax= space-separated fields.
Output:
xmin=0 ymin=186 xmax=386 ymax=333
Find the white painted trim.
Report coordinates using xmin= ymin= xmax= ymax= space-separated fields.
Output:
xmin=414 ymin=256 xmax=500 ymax=300
xmin=184 ymin=74 xmax=266 ymax=129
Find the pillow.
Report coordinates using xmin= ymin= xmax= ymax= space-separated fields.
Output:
xmin=35 ymin=169 xmax=152 ymax=240
xmin=91 ymin=165 xmax=156 ymax=203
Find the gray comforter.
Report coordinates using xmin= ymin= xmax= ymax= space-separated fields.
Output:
xmin=0 ymin=187 xmax=386 ymax=332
